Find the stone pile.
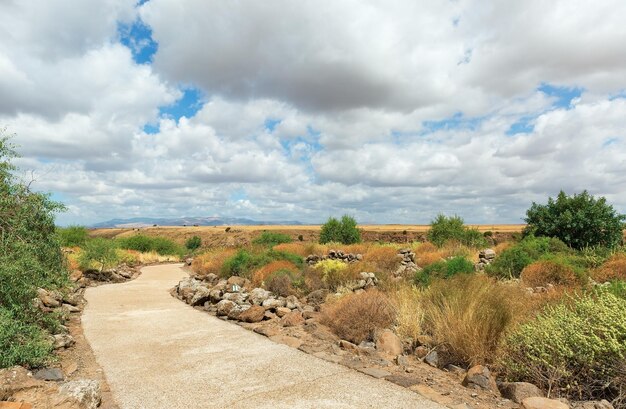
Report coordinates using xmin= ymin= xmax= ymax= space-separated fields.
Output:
xmin=305 ymin=250 xmax=363 ymax=265
xmin=77 ymin=264 xmax=138 ymax=287
xmin=393 ymin=248 xmax=420 ymax=278
xmin=475 ymin=249 xmax=496 ymax=271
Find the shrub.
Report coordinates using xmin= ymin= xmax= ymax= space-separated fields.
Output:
xmin=0 ymin=309 xmax=53 ymax=368
xmin=427 ymin=214 xmax=487 ymax=248
xmin=524 ymin=190 xmax=626 ymax=249
xmin=364 ymin=246 xmax=401 ymax=273
xmin=191 ymin=248 xmax=237 ymax=278
xmin=253 ymin=231 xmax=292 ymax=247
xmin=78 ymin=238 xmax=120 ymax=271
xmin=220 ymin=248 xmax=303 ymax=279
xmin=422 ymin=275 xmax=519 ymax=367
xmin=265 ymin=269 xmax=304 ymax=297
xmin=185 ymin=236 xmax=202 ymax=251
xmin=252 ymin=260 xmax=299 ymax=286
xmin=501 ymin=290 xmax=626 ymax=403
xmin=221 ymin=249 xmax=253 ymax=278
xmin=321 ymin=289 xmax=395 ymax=344
xmin=319 ymin=215 xmax=361 ymax=245
xmin=57 ymin=225 xmax=89 ymax=247
xmin=593 ymin=254 xmax=626 ymax=283
xmin=314 ymin=259 xmax=353 ymax=291
xmin=394 ymin=285 xmax=424 ymax=342
xmin=414 ymin=256 xmax=474 ymax=286
xmin=273 ymin=243 xmax=308 ymax=257
xmin=605 ymin=281 xmax=626 ymax=299
xmin=117 ymin=235 xmax=182 ymax=256
xmin=521 ymin=260 xmax=580 ymax=288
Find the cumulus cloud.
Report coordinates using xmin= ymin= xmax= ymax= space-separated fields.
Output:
xmin=1 ymin=0 xmax=625 ymax=225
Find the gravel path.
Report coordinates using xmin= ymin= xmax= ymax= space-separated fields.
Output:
xmin=82 ymin=263 xmax=444 ymax=409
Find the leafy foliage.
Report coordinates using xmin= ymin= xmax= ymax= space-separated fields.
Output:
xmin=501 ymin=290 xmax=626 ymax=404
xmin=78 ymin=238 xmax=120 ymax=271
xmin=185 ymin=235 xmax=202 ymax=250
xmin=220 ymin=248 xmax=303 ymax=278
xmin=252 ymin=231 xmax=292 ymax=247
xmin=524 ymin=190 xmax=626 ymax=249
xmin=117 ymin=234 xmax=182 ymax=256
xmin=414 ymin=256 xmax=474 ymax=286
xmin=319 ymin=215 xmax=361 ymax=245
xmin=427 ymin=214 xmax=487 ymax=247
xmin=57 ymin=225 xmax=89 ymax=247
xmin=314 ymin=259 xmax=351 ymax=291
xmin=0 ymin=134 xmax=66 ymax=368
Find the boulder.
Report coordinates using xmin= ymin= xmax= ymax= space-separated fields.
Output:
xmin=227 ymin=305 xmax=247 ymax=320
xmin=249 ymin=288 xmax=272 ymax=306
xmin=58 ymin=380 xmax=101 ymax=409
xmin=222 ymin=292 xmax=248 ymax=305
xmin=285 ymin=295 xmax=300 ymax=310
xmin=499 ymin=382 xmax=544 ymax=403
xmin=33 ymin=368 xmax=64 ymax=382
xmin=275 ymin=307 xmax=291 ymax=318
xmin=189 ymin=286 xmax=211 ymax=306
xmin=209 ymin=289 xmax=223 ymax=304
xmin=216 ymin=300 xmax=236 ymax=316
xmin=281 ymin=311 xmax=304 ymax=327
xmin=37 ymin=288 xmax=61 ymax=308
xmin=53 ymin=334 xmax=75 ymax=350
xmin=462 ymin=365 xmax=498 ymax=393
xmin=262 ymin=298 xmax=286 ymax=310
xmin=238 ymin=305 xmax=265 ymax=323
xmin=375 ymin=329 xmax=403 ymax=356
xmin=521 ymin=397 xmax=570 ymax=409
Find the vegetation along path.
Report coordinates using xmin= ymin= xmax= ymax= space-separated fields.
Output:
xmin=82 ymin=263 xmax=445 ymax=409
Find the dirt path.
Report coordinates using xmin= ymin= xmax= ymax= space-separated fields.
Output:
xmin=82 ymin=264 xmax=444 ymax=409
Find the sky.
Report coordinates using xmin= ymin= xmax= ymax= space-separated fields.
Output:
xmin=1 ymin=0 xmax=625 ymax=226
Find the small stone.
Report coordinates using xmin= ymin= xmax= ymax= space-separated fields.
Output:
xmin=424 ymin=350 xmax=439 ymax=367
xmin=339 ymin=340 xmax=358 ymax=351
xmin=376 ymin=329 xmax=403 ymax=356
xmin=253 ymin=325 xmax=280 ymax=337
xmin=462 ymin=365 xmax=498 ymax=393
xmin=249 ymin=288 xmax=272 ymax=306
xmin=33 ymin=368 xmax=64 ymax=381
xmin=385 ymin=374 xmax=420 ymax=387
xmin=396 ymin=355 xmax=410 ymax=367
xmin=281 ymin=311 xmax=304 ymax=327
xmin=414 ymin=346 xmax=429 ymax=358
xmin=521 ymin=397 xmax=570 ymax=409
xmin=238 ymin=305 xmax=265 ymax=323
xmin=445 ymin=364 xmax=467 ymax=377
xmin=275 ymin=307 xmax=291 ymax=317
xmin=499 ymin=382 xmax=544 ymax=403
xmin=262 ymin=298 xmax=286 ymax=310
xmin=53 ymin=334 xmax=75 ymax=349
xmin=215 ymin=300 xmax=236 ymax=316
xmin=358 ymin=367 xmax=391 ymax=379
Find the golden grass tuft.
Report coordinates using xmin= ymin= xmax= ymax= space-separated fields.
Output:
xmin=393 ymin=285 xmax=424 ymax=342
xmin=593 ymin=253 xmax=626 ymax=283
xmin=520 ymin=260 xmax=579 ymax=288
xmin=252 ymin=260 xmax=299 ymax=286
xmin=364 ymin=246 xmax=402 ymax=272
xmin=191 ymin=248 xmax=237 ymax=278
xmin=321 ymin=289 xmax=396 ymax=344
xmin=272 ymin=243 xmax=309 ymax=257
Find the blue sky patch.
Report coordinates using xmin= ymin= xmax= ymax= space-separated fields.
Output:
xmin=539 ymin=83 xmax=583 ymax=108
xmin=118 ymin=18 xmax=158 ymax=64
xmin=160 ymin=87 xmax=204 ymax=120
xmin=264 ymin=118 xmax=281 ymax=132
xmin=507 ymin=116 xmax=535 ymax=135
xmin=422 ymin=112 xmax=483 ymax=133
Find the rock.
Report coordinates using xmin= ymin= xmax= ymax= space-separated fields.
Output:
xmin=263 ymin=311 xmax=276 ymax=320
xmin=499 ymin=382 xmax=544 ymax=403
xmin=222 ymin=292 xmax=248 ymax=305
xmin=386 ymin=374 xmax=420 ymax=388
xmin=462 ymin=365 xmax=498 ymax=393
xmin=227 ymin=305 xmax=246 ymax=320
xmin=262 ymin=298 xmax=286 ymax=310
xmin=285 ymin=295 xmax=300 ymax=310
xmin=375 ymin=329 xmax=403 ymax=356
xmin=238 ymin=305 xmax=265 ymax=323
xmin=33 ymin=368 xmax=64 ymax=382
xmin=572 ymin=401 xmax=614 ymax=409
xmin=53 ymin=334 xmax=75 ymax=349
xmin=209 ymin=289 xmax=223 ymax=304
xmin=253 ymin=325 xmax=280 ymax=337
xmin=424 ymin=350 xmax=439 ymax=367
xmin=226 ymin=276 xmax=248 ymax=290
xmin=269 ymin=335 xmax=303 ymax=349
xmin=358 ymin=367 xmax=391 ymax=379
xmin=189 ymin=286 xmax=211 ymax=306
xmin=61 ymin=304 xmax=81 ymax=313
xmin=203 ymin=273 xmax=219 ymax=286
xmin=396 ymin=355 xmax=410 ymax=367
xmin=414 ymin=346 xmax=429 ymax=358
xmin=521 ymin=397 xmax=570 ymax=409
xmin=215 ymin=300 xmax=236 ymax=316
xmin=306 ymin=289 xmax=329 ymax=307
xmin=37 ymin=288 xmax=61 ymax=308
xmin=58 ymin=379 xmax=101 ymax=409
xmin=281 ymin=311 xmax=304 ymax=327
xmin=275 ymin=307 xmax=291 ymax=318
xmin=339 ymin=340 xmax=358 ymax=351
xmin=249 ymin=288 xmax=272 ymax=306
xmin=445 ymin=364 xmax=466 ymax=377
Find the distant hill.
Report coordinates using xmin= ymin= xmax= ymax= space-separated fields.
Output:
xmin=91 ymin=216 xmax=304 ymax=228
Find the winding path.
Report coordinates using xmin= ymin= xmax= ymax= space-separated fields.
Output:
xmin=82 ymin=263 xmax=444 ymax=409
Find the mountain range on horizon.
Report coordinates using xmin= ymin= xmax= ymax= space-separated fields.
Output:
xmin=91 ymin=216 xmax=306 ymax=228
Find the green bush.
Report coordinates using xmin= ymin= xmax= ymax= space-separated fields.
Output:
xmin=501 ymin=290 xmax=626 ymax=403
xmin=57 ymin=225 xmax=89 ymax=247
xmin=524 ymin=190 xmax=626 ymax=249
xmin=253 ymin=231 xmax=292 ymax=246
xmin=117 ymin=234 xmax=182 ymax=255
xmin=427 ymin=214 xmax=487 ymax=247
xmin=185 ymin=235 xmax=202 ymax=250
xmin=1 ymin=134 xmax=67 ymax=368
xmin=414 ymin=256 xmax=474 ymax=286
xmin=319 ymin=215 xmax=361 ymax=245
xmin=78 ymin=238 xmax=120 ymax=271
xmin=220 ymin=248 xmax=303 ymax=278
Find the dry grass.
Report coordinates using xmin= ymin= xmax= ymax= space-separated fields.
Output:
xmin=414 ymin=243 xmax=446 ymax=267
xmin=394 ymin=285 xmax=424 ymax=342
xmin=364 ymin=246 xmax=402 ymax=272
xmin=272 ymin=243 xmax=309 ymax=257
xmin=593 ymin=253 xmax=626 ymax=283
xmin=251 ymin=260 xmax=299 ymax=286
xmin=191 ymin=248 xmax=237 ymax=278
xmin=521 ymin=260 xmax=579 ymax=288
xmin=422 ymin=275 xmax=528 ymax=367
xmin=494 ymin=241 xmax=514 ymax=254
xmin=321 ymin=289 xmax=396 ymax=344
xmin=136 ymin=250 xmax=180 ymax=264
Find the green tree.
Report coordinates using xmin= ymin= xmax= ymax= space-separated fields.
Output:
xmin=185 ymin=235 xmax=202 ymax=250
xmin=57 ymin=225 xmax=89 ymax=247
xmin=78 ymin=238 xmax=119 ymax=272
xmin=427 ymin=214 xmax=487 ymax=247
xmin=524 ymin=190 xmax=626 ymax=249
xmin=319 ymin=215 xmax=361 ymax=244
